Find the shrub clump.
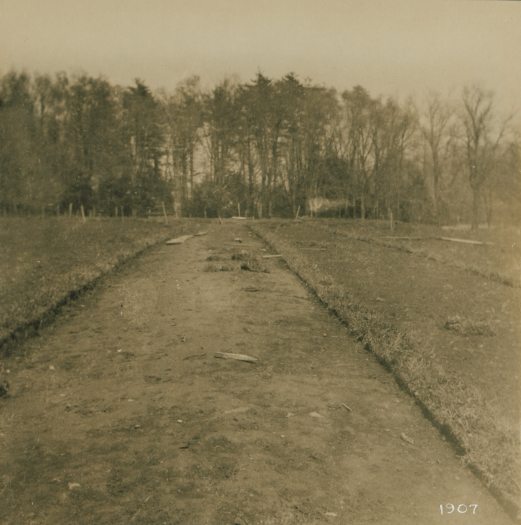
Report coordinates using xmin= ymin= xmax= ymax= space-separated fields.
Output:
xmin=444 ymin=315 xmax=495 ymax=336
xmin=231 ymin=250 xmax=269 ymax=273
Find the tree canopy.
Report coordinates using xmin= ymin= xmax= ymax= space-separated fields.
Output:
xmin=0 ymin=70 xmax=519 ymax=225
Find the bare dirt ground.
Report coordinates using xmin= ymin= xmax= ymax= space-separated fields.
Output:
xmin=0 ymin=222 xmax=513 ymax=524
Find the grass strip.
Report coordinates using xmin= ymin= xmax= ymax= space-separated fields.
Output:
xmin=251 ymin=224 xmax=521 ymax=522
xmin=311 ymin=222 xmax=519 ymax=288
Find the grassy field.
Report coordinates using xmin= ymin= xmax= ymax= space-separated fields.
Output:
xmin=0 ymin=217 xmax=198 ymax=352
xmin=252 ymin=219 xmax=521 ymax=516
xmin=312 ymin=219 xmax=521 ymax=287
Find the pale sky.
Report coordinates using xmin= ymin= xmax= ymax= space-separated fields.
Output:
xmin=0 ymin=0 xmax=520 ymax=111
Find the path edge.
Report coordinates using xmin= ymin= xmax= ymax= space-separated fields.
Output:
xmin=0 ymin=235 xmax=170 ymax=358
xmin=250 ymin=223 xmax=520 ymax=523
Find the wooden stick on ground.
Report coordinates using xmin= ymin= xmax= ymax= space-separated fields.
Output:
xmin=381 ymin=236 xmax=426 ymax=241
xmin=214 ymin=352 xmax=258 ymax=363
xmin=166 ymin=235 xmax=193 ymax=245
xmin=439 ymin=236 xmax=493 ymax=246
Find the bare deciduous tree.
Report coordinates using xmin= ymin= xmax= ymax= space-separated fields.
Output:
xmin=420 ymin=92 xmax=454 ymax=222
xmin=460 ymin=86 xmax=512 ymax=229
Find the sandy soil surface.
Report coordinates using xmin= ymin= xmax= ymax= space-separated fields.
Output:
xmin=0 ymin=223 xmax=513 ymax=524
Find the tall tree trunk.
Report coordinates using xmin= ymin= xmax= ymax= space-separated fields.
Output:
xmin=189 ymin=147 xmax=194 ymax=201
xmin=432 ymin=163 xmax=440 ymax=222
xmin=247 ymin=142 xmax=255 ymax=217
xmin=471 ymin=186 xmax=480 ymax=230
xmin=484 ymin=188 xmax=493 ymax=227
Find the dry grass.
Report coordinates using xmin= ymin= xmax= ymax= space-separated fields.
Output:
xmin=251 ymin=220 xmax=521 ymax=519
xmin=444 ymin=316 xmax=495 ymax=336
xmin=231 ymin=250 xmax=269 ymax=273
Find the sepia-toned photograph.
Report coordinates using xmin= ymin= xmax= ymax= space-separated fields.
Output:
xmin=0 ymin=1 xmax=520 ymax=523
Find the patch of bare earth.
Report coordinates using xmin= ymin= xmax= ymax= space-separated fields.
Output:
xmin=0 ymin=223 xmax=513 ymax=524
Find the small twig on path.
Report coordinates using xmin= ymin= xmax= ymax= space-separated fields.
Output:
xmin=130 ymin=495 xmax=152 ymax=523
xmin=183 ymin=353 xmax=207 ymax=361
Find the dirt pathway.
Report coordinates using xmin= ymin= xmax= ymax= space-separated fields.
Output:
xmin=0 ymin=223 xmax=512 ymax=525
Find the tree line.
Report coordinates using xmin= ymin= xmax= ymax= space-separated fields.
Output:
xmin=0 ymin=70 xmax=519 ymax=227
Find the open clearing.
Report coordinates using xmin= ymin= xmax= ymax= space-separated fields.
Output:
xmin=0 ymin=221 xmax=515 ymax=524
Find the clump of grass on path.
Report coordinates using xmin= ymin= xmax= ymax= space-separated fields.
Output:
xmin=231 ymin=250 xmax=269 ymax=273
